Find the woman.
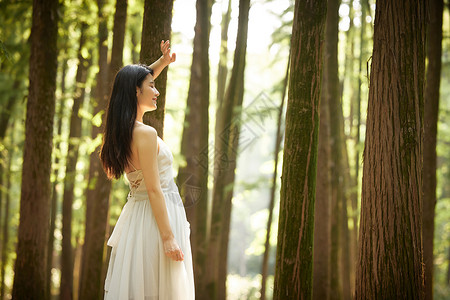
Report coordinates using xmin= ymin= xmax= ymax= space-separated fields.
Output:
xmin=101 ymin=40 xmax=194 ymax=299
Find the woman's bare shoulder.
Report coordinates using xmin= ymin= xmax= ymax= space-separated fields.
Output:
xmin=133 ymin=123 xmax=158 ymax=149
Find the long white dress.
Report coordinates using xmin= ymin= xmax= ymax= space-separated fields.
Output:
xmin=104 ymin=136 xmax=195 ymax=300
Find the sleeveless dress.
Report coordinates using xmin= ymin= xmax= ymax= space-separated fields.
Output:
xmin=104 ymin=136 xmax=195 ymax=300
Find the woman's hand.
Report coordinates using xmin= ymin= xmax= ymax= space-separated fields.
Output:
xmin=163 ymin=237 xmax=184 ymax=262
xmin=160 ymin=40 xmax=176 ymax=65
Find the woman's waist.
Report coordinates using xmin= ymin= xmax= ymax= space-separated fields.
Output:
xmin=129 ymin=180 xmax=179 ymax=200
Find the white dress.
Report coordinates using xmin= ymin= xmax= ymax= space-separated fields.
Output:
xmin=104 ymin=136 xmax=195 ymax=300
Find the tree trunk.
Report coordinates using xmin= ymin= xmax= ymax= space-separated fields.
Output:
xmin=313 ymin=48 xmax=331 ymax=300
xmin=140 ymin=0 xmax=174 ymax=138
xmin=355 ymin=0 xmax=426 ymax=298
xmin=273 ymin=0 xmax=326 ymax=298
xmin=46 ymin=57 xmax=68 ymax=300
xmin=338 ymin=98 xmax=351 ymax=300
xmin=206 ymin=0 xmax=250 ymax=298
xmin=423 ymin=0 xmax=443 ymax=299
xmin=216 ymin=0 xmax=232 ymax=108
xmin=0 ymin=81 xmax=18 ymax=141
xmin=78 ymin=0 xmax=112 ymax=298
xmin=351 ymin=0 xmax=368 ymax=290
xmin=1 ymin=127 xmax=13 ymax=300
xmin=12 ymin=0 xmax=59 ymax=298
xmin=60 ymin=23 xmax=90 ymax=300
xmin=176 ymin=0 xmax=212 ymax=298
xmin=261 ymin=57 xmax=289 ymax=300
xmin=323 ymin=0 xmax=345 ymax=299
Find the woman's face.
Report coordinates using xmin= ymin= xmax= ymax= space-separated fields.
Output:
xmin=136 ymin=74 xmax=159 ymax=112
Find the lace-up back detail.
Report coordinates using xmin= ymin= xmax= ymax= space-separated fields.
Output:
xmin=124 ymin=136 xmax=174 ymax=194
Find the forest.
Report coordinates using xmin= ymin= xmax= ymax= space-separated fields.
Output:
xmin=0 ymin=0 xmax=449 ymax=299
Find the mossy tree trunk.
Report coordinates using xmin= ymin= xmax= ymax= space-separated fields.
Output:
xmin=423 ymin=0 xmax=443 ymax=299
xmin=273 ymin=0 xmax=326 ymax=298
xmin=12 ymin=0 xmax=59 ymax=298
xmin=176 ymin=0 xmax=212 ymax=298
xmin=355 ymin=0 xmax=426 ymax=298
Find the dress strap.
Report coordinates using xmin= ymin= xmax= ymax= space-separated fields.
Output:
xmin=129 ymin=160 xmax=138 ymax=171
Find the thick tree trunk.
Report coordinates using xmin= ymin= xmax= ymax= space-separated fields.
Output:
xmin=323 ymin=1 xmax=346 ymax=299
xmin=140 ymin=0 xmax=174 ymax=138
xmin=60 ymin=23 xmax=89 ymax=300
xmin=205 ymin=0 xmax=250 ymax=299
xmin=261 ymin=57 xmax=289 ymax=300
xmin=12 ymin=0 xmax=58 ymax=298
xmin=313 ymin=51 xmax=331 ymax=300
xmin=423 ymin=1 xmax=443 ymax=299
xmin=273 ymin=0 xmax=326 ymax=298
xmin=355 ymin=0 xmax=426 ymax=298
xmin=176 ymin=0 xmax=211 ymax=298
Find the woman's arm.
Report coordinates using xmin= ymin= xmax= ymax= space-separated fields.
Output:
xmin=149 ymin=40 xmax=176 ymax=79
xmin=135 ymin=126 xmax=184 ymax=261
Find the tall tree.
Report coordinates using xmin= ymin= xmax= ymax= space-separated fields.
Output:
xmin=313 ymin=42 xmax=331 ymax=300
xmin=423 ymin=0 xmax=443 ymax=299
xmin=355 ymin=0 xmax=426 ymax=298
xmin=140 ymin=0 xmax=174 ymax=137
xmin=322 ymin=0 xmax=348 ymax=298
xmin=216 ymin=0 xmax=232 ymax=108
xmin=273 ymin=0 xmax=326 ymax=298
xmin=59 ymin=22 xmax=90 ymax=300
xmin=261 ymin=57 xmax=289 ymax=300
xmin=176 ymin=0 xmax=212 ymax=297
xmin=78 ymin=0 xmax=126 ymax=297
xmin=47 ymin=55 xmax=68 ymax=300
xmin=12 ymin=0 xmax=59 ymax=298
xmin=206 ymin=0 xmax=250 ymax=298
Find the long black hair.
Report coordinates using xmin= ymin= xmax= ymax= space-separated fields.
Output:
xmin=100 ymin=64 xmax=154 ymax=179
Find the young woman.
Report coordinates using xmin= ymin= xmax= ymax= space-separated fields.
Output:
xmin=101 ymin=40 xmax=194 ymax=299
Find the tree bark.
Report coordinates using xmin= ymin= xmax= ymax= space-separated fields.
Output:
xmin=322 ymin=0 xmax=346 ymax=299
xmin=12 ymin=0 xmax=59 ymax=298
xmin=355 ymin=0 xmax=426 ymax=298
xmin=273 ymin=0 xmax=326 ymax=298
xmin=78 ymin=0 xmax=112 ymax=298
xmin=261 ymin=56 xmax=289 ymax=300
xmin=176 ymin=0 xmax=212 ymax=298
xmin=423 ymin=0 xmax=443 ymax=299
xmin=313 ymin=46 xmax=331 ymax=300
xmin=206 ymin=0 xmax=250 ymax=298
xmin=140 ymin=0 xmax=174 ymax=138
xmin=60 ymin=23 xmax=90 ymax=300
